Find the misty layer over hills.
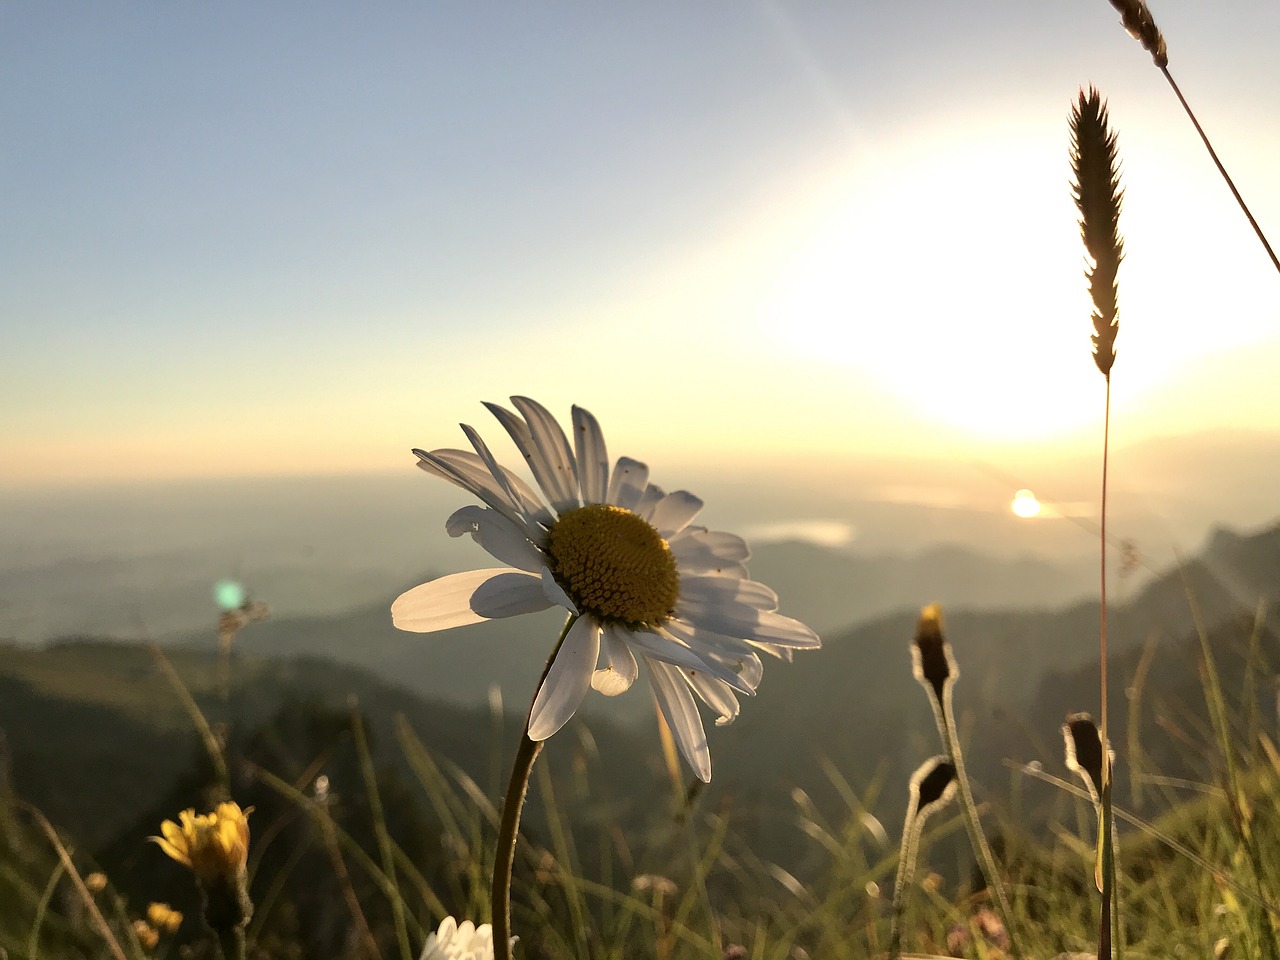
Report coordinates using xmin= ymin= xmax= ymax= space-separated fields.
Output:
xmin=3 ymin=428 xmax=1278 ymax=646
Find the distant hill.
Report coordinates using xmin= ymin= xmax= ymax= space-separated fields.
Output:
xmin=747 ymin=539 xmax=1097 ymax=633
xmin=1 ymin=518 xmax=1276 ymax=895
xmin=0 ymin=640 xmax=506 ymax=849
xmin=154 ymin=521 xmax=1279 ymax=734
xmin=156 ymin=535 xmax=1103 ymax=718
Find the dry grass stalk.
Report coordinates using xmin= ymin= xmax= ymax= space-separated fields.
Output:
xmin=1071 ymin=88 xmax=1124 ymax=380
xmin=1071 ymin=86 xmax=1127 ymax=959
xmin=1107 ymin=0 xmax=1168 ymax=67
xmin=1102 ymin=0 xmax=1280 ymax=274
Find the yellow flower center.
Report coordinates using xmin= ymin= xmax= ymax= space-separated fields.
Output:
xmin=547 ymin=504 xmax=679 ymax=627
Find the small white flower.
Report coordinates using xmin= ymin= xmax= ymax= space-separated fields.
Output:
xmin=392 ymin=397 xmax=820 ymax=781
xmin=419 ymin=916 xmax=494 ymax=960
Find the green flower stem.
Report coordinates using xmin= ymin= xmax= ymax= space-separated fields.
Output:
xmin=1099 ymin=777 xmax=1116 ymax=960
xmin=927 ymin=688 xmax=1018 ymax=957
xmin=493 ymin=615 xmax=576 ymax=960
xmin=888 ymin=803 xmax=923 ymax=959
xmin=203 ymin=874 xmax=251 ymax=960
xmin=216 ymin=926 xmax=246 ymax=960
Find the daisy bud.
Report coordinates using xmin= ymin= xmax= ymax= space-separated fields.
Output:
xmin=1063 ymin=712 xmax=1112 ymax=807
xmin=910 ymin=755 xmax=958 ymax=819
xmin=911 ymin=603 xmax=958 ymax=705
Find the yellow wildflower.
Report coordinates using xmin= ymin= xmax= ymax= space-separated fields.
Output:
xmin=84 ymin=871 xmax=108 ymax=893
xmin=132 ymin=919 xmax=160 ymax=951
xmin=151 ymin=802 xmax=252 ymax=888
xmin=146 ymin=902 xmax=184 ymax=934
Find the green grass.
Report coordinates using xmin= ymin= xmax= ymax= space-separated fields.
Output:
xmin=3 ymin=610 xmax=1278 ymax=960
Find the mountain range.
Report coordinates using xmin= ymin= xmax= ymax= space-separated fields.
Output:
xmin=2 ymin=518 xmax=1275 ymax=879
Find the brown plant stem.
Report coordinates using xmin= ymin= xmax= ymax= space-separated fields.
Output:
xmin=1159 ymin=67 xmax=1280 ymax=275
xmin=21 ymin=802 xmax=129 ymax=960
xmin=1100 ymin=375 xmax=1111 ymax=786
xmin=1099 ymin=376 xmax=1120 ymax=960
xmin=216 ymin=926 xmax=246 ymax=960
xmin=493 ymin=615 xmax=576 ymax=960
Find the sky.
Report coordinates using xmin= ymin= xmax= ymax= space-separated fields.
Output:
xmin=3 ymin=1 xmax=1279 ymax=497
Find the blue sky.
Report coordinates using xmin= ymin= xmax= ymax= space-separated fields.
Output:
xmin=3 ymin=1 xmax=1278 ymax=487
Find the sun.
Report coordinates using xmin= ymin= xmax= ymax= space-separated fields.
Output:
xmin=1011 ymin=488 xmax=1041 ymax=519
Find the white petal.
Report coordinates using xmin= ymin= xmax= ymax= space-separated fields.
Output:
xmin=661 ymin=619 xmax=764 ymax=693
xmin=483 ymin=401 xmax=574 ymax=516
xmin=687 ymin=671 xmax=741 ymax=726
xmin=678 ymin=576 xmax=778 ymax=612
xmin=528 ymin=617 xmax=600 ymax=740
xmin=539 ymin=566 xmax=578 ymax=614
xmin=605 ymin=456 xmax=649 ymax=512
xmin=630 ymin=626 xmax=754 ymax=695
xmin=661 ymin=616 xmax=750 ymax=655
xmin=677 ymin=603 xmax=821 ymax=649
xmin=668 ymin=616 xmax=791 ymax=662
xmin=512 ymin=397 xmax=580 ymax=515
xmin=737 ymin=651 xmax=764 ymax=689
xmin=647 ymin=658 xmax=711 ymax=782
xmin=460 ymin=423 xmax=555 ymax=527
xmin=415 ymin=449 xmax=520 ymax=520
xmin=427 ymin=450 xmax=552 ymax=529
xmin=592 ymin=622 xmax=639 ymax=695
xmin=634 ymin=483 xmax=665 ymax=521
xmin=648 ymin=490 xmax=704 ymax=538
xmin=446 ymin=506 xmax=546 ymax=572
xmin=415 ymin=448 xmax=545 ymax=539
xmin=572 ymin=405 xmax=609 ymax=504
xmin=670 ymin=528 xmax=751 ymax=576
xmin=392 ymin=568 xmax=549 ymax=632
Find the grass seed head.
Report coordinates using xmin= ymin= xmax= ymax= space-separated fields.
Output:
xmin=1071 ymin=87 xmax=1125 ymax=379
xmin=1108 ymin=0 xmax=1169 ymax=67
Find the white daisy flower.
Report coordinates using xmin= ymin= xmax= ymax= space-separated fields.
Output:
xmin=419 ymin=916 xmax=494 ymax=960
xmin=392 ymin=397 xmax=820 ymax=781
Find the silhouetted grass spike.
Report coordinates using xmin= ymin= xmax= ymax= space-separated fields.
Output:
xmin=1107 ymin=0 xmax=1168 ymax=67
xmin=1071 ymin=87 xmax=1124 ymax=379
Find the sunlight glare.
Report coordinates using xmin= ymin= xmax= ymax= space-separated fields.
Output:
xmin=758 ymin=128 xmax=1102 ymax=443
xmin=1011 ymin=488 xmax=1041 ymax=519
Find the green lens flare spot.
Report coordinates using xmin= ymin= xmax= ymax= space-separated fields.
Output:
xmin=213 ymin=580 xmax=246 ymax=611
xmin=547 ymin=504 xmax=679 ymax=627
